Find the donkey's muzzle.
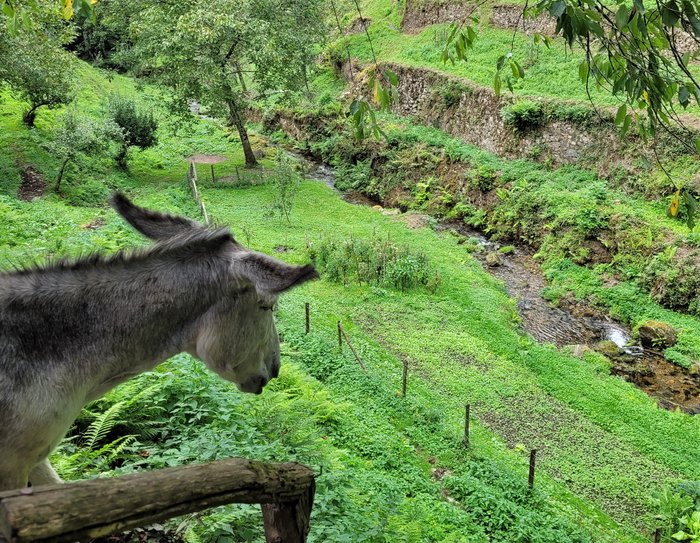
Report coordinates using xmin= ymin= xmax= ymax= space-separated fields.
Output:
xmin=239 ymin=375 xmax=268 ymax=395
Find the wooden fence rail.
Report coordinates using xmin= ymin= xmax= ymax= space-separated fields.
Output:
xmin=0 ymin=458 xmax=315 ymax=543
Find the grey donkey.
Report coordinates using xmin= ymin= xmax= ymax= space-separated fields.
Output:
xmin=0 ymin=193 xmax=318 ymax=491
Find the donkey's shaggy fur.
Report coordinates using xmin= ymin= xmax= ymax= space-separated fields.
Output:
xmin=0 ymin=194 xmax=317 ymax=491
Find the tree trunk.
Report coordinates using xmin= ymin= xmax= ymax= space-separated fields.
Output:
xmin=116 ymin=144 xmax=129 ymax=170
xmin=227 ymin=99 xmax=257 ymax=168
xmin=234 ymin=60 xmax=247 ymax=93
xmin=55 ymin=158 xmax=70 ymax=193
xmin=22 ymin=103 xmax=42 ymax=127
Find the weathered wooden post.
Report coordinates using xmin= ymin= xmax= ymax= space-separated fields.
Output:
xmin=463 ymin=403 xmax=470 ymax=448
xmin=528 ymin=449 xmax=537 ymax=489
xmin=261 ymin=479 xmax=315 ymax=543
xmin=305 ymin=302 xmax=310 ymax=335
xmin=235 ymin=165 xmax=241 ymax=183
xmin=210 ymin=164 xmax=215 ymax=183
xmin=653 ymin=527 xmax=662 ymax=543
xmin=402 ymin=360 xmax=408 ymax=397
xmin=340 ymin=326 xmax=368 ymax=372
xmin=337 ymin=321 xmax=342 ymax=349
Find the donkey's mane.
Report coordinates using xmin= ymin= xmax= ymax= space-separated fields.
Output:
xmin=3 ymin=227 xmax=236 ymax=278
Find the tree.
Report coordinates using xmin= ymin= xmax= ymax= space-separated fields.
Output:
xmin=50 ymin=108 xmax=117 ymax=192
xmin=0 ymin=1 xmax=77 ymax=126
xmin=120 ymin=0 xmax=327 ymax=167
xmin=107 ymin=95 xmax=158 ymax=169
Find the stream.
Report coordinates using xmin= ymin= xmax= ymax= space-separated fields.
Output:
xmin=300 ymin=155 xmax=700 ymax=415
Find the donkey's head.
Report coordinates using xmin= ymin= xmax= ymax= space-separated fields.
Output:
xmin=110 ymin=193 xmax=318 ymax=394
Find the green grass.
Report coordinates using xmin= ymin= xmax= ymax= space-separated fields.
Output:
xmin=2 ymin=60 xmax=700 ymax=542
xmin=339 ymin=0 xmax=700 ymax=115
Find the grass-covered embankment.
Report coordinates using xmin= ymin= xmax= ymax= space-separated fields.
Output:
xmin=1 ymin=60 xmax=699 ymax=542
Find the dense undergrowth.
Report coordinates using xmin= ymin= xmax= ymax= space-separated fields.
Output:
xmin=1 ymin=39 xmax=700 ymax=543
xmin=261 ymin=96 xmax=700 ymax=369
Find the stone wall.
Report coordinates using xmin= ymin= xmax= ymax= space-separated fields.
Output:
xmin=401 ymin=0 xmax=472 ymax=33
xmin=490 ymin=5 xmax=555 ymax=35
xmin=349 ymin=62 xmax=626 ymax=170
xmin=402 ymin=0 xmax=698 ymax=54
xmin=402 ymin=0 xmax=555 ymax=35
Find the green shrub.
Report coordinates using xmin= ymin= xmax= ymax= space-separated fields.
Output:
xmin=265 ymin=153 xmax=301 ymax=224
xmin=107 ymin=95 xmax=158 ymax=168
xmin=436 ymin=80 xmax=470 ymax=110
xmin=639 ymin=248 xmax=700 ymax=312
xmin=306 ymin=235 xmax=440 ymax=291
xmin=501 ymin=100 xmax=545 ymax=132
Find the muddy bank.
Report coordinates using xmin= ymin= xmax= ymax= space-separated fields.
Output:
xmin=300 ymin=155 xmax=700 ymax=414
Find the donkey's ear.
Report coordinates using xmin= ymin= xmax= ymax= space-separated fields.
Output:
xmin=110 ymin=192 xmax=202 ymax=241
xmin=235 ymin=252 xmax=319 ymax=294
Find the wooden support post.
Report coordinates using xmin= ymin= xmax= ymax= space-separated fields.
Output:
xmin=261 ymin=479 xmax=315 ymax=543
xmin=235 ymin=165 xmax=240 ymax=182
xmin=463 ymin=404 xmax=470 ymax=448
xmin=305 ymin=303 xmax=310 ymax=335
xmin=211 ymin=164 xmax=215 ymax=183
xmin=402 ymin=360 xmax=408 ymax=397
xmin=337 ymin=321 xmax=342 ymax=349
xmin=653 ymin=528 xmax=662 ymax=543
xmin=528 ymin=449 xmax=537 ymax=489
xmin=0 ymin=458 xmax=315 ymax=543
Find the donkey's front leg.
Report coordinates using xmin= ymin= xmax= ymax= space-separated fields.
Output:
xmin=29 ymin=458 xmax=62 ymax=487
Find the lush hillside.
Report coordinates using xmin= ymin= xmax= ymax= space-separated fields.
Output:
xmin=2 ymin=0 xmax=700 ymax=540
xmin=1 ymin=59 xmax=699 ymax=542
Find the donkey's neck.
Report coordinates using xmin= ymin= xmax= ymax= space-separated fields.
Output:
xmin=0 ymin=251 xmax=232 ymax=398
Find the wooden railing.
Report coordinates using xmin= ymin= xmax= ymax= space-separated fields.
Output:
xmin=0 ymin=458 xmax=315 ymax=543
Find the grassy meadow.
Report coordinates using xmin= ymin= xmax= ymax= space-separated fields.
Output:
xmin=1 ymin=60 xmax=699 ymax=542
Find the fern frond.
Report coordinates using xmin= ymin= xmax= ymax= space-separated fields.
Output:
xmin=84 ymin=400 xmax=129 ymax=450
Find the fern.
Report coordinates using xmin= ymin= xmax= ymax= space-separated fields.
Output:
xmin=84 ymin=400 xmax=130 ymax=449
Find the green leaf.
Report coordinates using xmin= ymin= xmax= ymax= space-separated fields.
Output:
xmin=679 ymin=85 xmax=690 ymax=107
xmin=620 ymin=114 xmax=632 ymax=138
xmin=616 ymin=4 xmax=630 ymax=28
xmin=496 ymin=55 xmax=507 ymax=71
xmin=514 ymin=60 xmax=525 ymax=78
xmin=661 ymin=2 xmax=680 ymax=26
xmin=550 ymin=0 xmax=566 ymax=18
xmin=615 ymin=104 xmax=627 ymax=125
xmin=385 ymin=69 xmax=398 ymax=87
xmin=671 ymin=530 xmax=691 ymax=541
xmin=1 ymin=1 xmax=13 ymax=18
xmin=578 ymin=61 xmax=589 ymax=82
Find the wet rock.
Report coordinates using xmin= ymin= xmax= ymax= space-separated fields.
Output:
xmin=594 ymin=340 xmax=624 ymax=358
xmin=638 ymin=321 xmax=678 ymax=348
xmin=485 ymin=252 xmax=502 ymax=267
